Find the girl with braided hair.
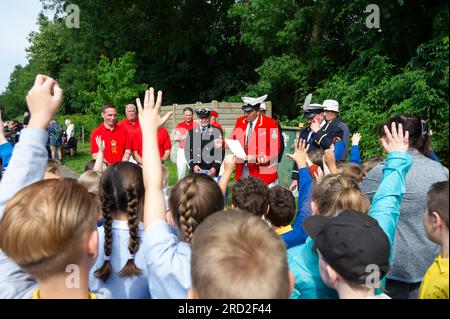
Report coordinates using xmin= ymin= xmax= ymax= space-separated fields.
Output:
xmin=89 ymin=161 xmax=150 ymax=299
xmin=137 ymin=88 xmax=224 ymax=298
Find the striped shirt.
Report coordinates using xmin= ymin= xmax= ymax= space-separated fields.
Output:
xmin=144 ymin=220 xmax=192 ymax=299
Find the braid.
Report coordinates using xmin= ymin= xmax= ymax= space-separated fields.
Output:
xmin=118 ymin=187 xmax=143 ymax=277
xmin=94 ymin=198 xmax=114 ymax=282
xmin=177 ymin=176 xmax=199 ymax=244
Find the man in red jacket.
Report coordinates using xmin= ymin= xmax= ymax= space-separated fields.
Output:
xmin=231 ymin=95 xmax=280 ymax=186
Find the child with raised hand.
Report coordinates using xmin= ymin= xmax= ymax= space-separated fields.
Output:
xmin=138 ymin=88 xmax=224 ymax=298
xmin=89 ymin=161 xmax=150 ymax=299
xmin=288 ymin=122 xmax=412 ymax=299
xmin=190 ymin=209 xmax=294 ymax=299
xmin=264 ymin=139 xmax=312 ymax=248
xmin=0 ymin=75 xmax=109 ymax=299
xmin=0 ymin=75 xmax=63 ymax=298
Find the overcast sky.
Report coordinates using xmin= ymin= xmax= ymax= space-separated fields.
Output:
xmin=0 ymin=0 xmax=46 ymax=93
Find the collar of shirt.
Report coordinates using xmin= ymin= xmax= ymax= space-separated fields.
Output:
xmin=319 ymin=120 xmax=326 ymax=128
xmin=246 ymin=115 xmax=259 ymax=133
xmin=436 ymin=254 xmax=449 ymax=273
xmin=102 ymin=123 xmax=118 ymax=132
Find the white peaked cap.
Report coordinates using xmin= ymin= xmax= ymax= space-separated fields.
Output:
xmin=242 ymin=94 xmax=268 ymax=106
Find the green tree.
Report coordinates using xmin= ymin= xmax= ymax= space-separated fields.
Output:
xmin=81 ymin=52 xmax=147 ymax=113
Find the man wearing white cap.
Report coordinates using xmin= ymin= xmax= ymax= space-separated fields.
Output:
xmin=322 ymin=99 xmax=349 ymax=161
xmin=230 ymin=95 xmax=280 ymax=186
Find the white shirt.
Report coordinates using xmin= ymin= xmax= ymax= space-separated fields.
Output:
xmin=66 ymin=123 xmax=75 ymax=139
xmin=245 ymin=115 xmax=260 ymax=141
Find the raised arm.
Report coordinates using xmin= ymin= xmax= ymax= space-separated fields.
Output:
xmin=0 ymin=75 xmax=62 ymax=217
xmin=287 ymin=139 xmax=312 ymax=242
xmin=93 ymin=136 xmax=106 ymax=172
xmin=349 ymin=133 xmax=362 ymax=166
xmin=138 ymin=88 xmax=172 ymax=229
xmin=218 ymin=154 xmax=235 ymax=197
xmin=0 ymin=74 xmax=62 ymax=298
xmin=369 ymin=122 xmax=412 ymax=246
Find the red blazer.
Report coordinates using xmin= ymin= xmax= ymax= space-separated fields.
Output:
xmin=231 ymin=114 xmax=280 ymax=185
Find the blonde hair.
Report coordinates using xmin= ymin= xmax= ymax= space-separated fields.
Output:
xmin=0 ymin=179 xmax=98 ymax=280
xmin=191 ymin=209 xmax=291 ymax=298
xmin=312 ymin=174 xmax=370 ymax=217
xmin=46 ymin=160 xmax=61 ymax=176
xmin=79 ymin=170 xmax=102 ymax=194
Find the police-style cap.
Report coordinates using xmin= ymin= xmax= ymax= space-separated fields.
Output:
xmin=303 ymin=210 xmax=390 ymax=285
xmin=196 ymin=108 xmax=211 ymax=118
xmin=304 ymin=103 xmax=324 ymax=119
xmin=241 ymin=94 xmax=268 ymax=112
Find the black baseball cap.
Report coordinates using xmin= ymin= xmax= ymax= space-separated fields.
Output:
xmin=303 ymin=210 xmax=390 ymax=285
xmin=196 ymin=108 xmax=211 ymax=118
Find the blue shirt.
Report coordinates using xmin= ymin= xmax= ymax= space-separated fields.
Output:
xmin=89 ymin=221 xmax=150 ymax=299
xmin=0 ymin=142 xmax=13 ymax=174
xmin=143 ymin=220 xmax=192 ymax=299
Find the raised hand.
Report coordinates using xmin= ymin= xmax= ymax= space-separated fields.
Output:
xmin=310 ymin=121 xmax=320 ymax=133
xmin=286 ymin=139 xmax=309 ymax=168
xmin=352 ymin=132 xmax=361 ymax=146
xmin=136 ymin=88 xmax=166 ymax=132
xmin=380 ymin=122 xmax=409 ymax=153
xmin=323 ymin=148 xmax=337 ymax=173
xmin=223 ymin=154 xmax=236 ymax=175
xmin=95 ymin=135 xmax=105 ymax=153
xmin=26 ymin=75 xmax=63 ymax=129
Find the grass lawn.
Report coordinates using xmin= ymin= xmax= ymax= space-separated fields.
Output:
xmin=63 ymin=144 xmax=92 ymax=174
xmin=63 ymin=143 xmax=179 ymax=186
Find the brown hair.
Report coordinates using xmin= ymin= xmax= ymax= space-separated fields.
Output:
xmin=231 ymin=176 xmax=269 ymax=216
xmin=309 ymin=149 xmax=325 ymax=169
xmin=336 ymin=162 xmax=365 ymax=183
xmin=382 ymin=115 xmax=432 ymax=159
xmin=362 ymin=156 xmax=384 ymax=176
xmin=169 ymin=174 xmax=224 ymax=244
xmin=191 ymin=209 xmax=291 ymax=298
xmin=0 ymin=179 xmax=98 ymax=280
xmin=427 ymin=181 xmax=449 ymax=228
xmin=101 ymin=103 xmax=116 ymax=113
xmin=95 ymin=162 xmax=144 ymax=281
xmin=46 ymin=159 xmax=61 ymax=176
xmin=312 ymin=174 xmax=370 ymax=217
xmin=267 ymin=186 xmax=296 ymax=227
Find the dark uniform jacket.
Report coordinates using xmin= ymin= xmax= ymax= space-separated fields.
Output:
xmin=291 ymin=121 xmax=344 ymax=180
xmin=185 ymin=124 xmax=224 ymax=173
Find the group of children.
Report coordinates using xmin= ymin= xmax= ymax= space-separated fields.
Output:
xmin=0 ymin=74 xmax=447 ymax=299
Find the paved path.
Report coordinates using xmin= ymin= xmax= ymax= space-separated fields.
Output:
xmin=60 ymin=166 xmax=80 ymax=179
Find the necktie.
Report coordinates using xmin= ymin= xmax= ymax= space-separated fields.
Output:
xmin=245 ymin=121 xmax=253 ymax=152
